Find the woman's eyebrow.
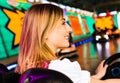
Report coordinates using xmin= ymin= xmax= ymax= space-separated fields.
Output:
xmin=63 ymin=18 xmax=65 ymax=20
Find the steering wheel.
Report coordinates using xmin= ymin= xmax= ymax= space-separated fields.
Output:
xmin=101 ymin=53 xmax=120 ymax=80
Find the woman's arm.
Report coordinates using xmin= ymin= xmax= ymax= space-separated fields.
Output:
xmin=90 ymin=77 xmax=120 ymax=83
xmin=90 ymin=60 xmax=120 ymax=83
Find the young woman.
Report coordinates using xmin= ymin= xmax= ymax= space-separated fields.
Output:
xmin=16 ymin=4 xmax=120 ymax=83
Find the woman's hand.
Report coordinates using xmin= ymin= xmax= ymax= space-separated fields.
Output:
xmin=92 ymin=60 xmax=108 ymax=79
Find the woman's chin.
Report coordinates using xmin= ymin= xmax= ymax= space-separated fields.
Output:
xmin=65 ymin=43 xmax=70 ymax=48
xmin=60 ymin=42 xmax=70 ymax=48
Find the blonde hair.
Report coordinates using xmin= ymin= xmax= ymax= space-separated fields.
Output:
xmin=16 ymin=4 xmax=63 ymax=74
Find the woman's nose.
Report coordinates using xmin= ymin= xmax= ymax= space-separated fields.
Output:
xmin=66 ymin=23 xmax=72 ymax=33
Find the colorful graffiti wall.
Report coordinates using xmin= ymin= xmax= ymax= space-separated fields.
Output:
xmin=0 ymin=0 xmax=32 ymax=59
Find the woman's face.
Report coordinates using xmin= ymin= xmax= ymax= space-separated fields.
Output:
xmin=46 ymin=18 xmax=72 ymax=52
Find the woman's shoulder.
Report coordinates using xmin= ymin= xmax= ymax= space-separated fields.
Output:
xmin=49 ymin=58 xmax=81 ymax=70
xmin=48 ymin=58 xmax=90 ymax=83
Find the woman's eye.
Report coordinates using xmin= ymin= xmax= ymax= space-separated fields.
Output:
xmin=62 ymin=22 xmax=66 ymax=25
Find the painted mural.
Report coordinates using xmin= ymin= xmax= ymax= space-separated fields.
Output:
xmin=0 ymin=0 xmax=32 ymax=59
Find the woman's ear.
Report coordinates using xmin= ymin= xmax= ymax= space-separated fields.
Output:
xmin=46 ymin=37 xmax=48 ymax=40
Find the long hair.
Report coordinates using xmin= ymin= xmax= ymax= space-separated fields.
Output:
xmin=16 ymin=4 xmax=63 ymax=74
